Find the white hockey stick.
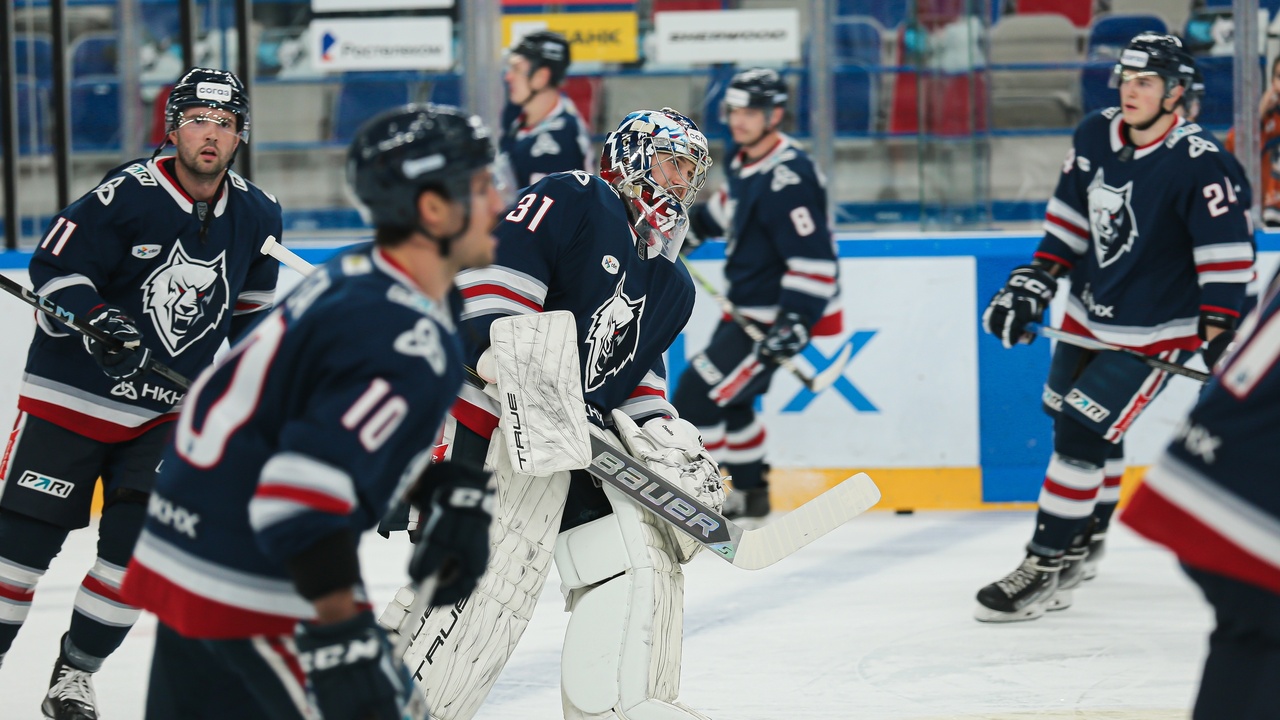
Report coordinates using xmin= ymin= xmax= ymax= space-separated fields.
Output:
xmin=1031 ymin=324 xmax=1209 ymax=382
xmin=680 ymin=257 xmax=851 ymax=393
xmin=392 ymin=573 xmax=439 ymax=658
xmin=260 ymin=234 xmax=318 ymax=275
xmin=586 ymin=426 xmax=880 ymax=570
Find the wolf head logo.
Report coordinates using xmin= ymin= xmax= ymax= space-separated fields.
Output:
xmin=142 ymin=243 xmax=229 ymax=356
xmin=584 ymin=274 xmax=646 ymax=392
xmin=1087 ymin=169 xmax=1138 ymax=268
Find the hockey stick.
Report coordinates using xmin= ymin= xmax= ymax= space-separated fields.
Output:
xmin=392 ymin=573 xmax=439 ymax=658
xmin=259 ymin=234 xmax=317 ymax=275
xmin=586 ymin=425 xmax=880 ymax=570
xmin=1031 ymin=324 xmax=1209 ymax=383
xmin=0 ymin=272 xmax=192 ymax=389
xmin=679 ymin=256 xmax=851 ymax=393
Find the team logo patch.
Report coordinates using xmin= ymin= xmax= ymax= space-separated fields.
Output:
xmin=1086 ymin=169 xmax=1138 ymax=268
xmin=132 ymin=244 xmax=162 ymax=259
xmin=601 ymin=255 xmax=620 ymax=274
xmin=584 ymin=274 xmax=646 ymax=392
xmin=16 ymin=471 xmax=73 ymax=499
xmin=142 ymin=242 xmax=229 ymax=356
xmin=1064 ymin=389 xmax=1111 ymax=423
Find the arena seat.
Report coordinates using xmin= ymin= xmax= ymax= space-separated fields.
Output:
xmin=331 ymin=78 xmax=415 ymax=143
xmin=70 ymin=78 xmax=122 ymax=151
xmin=1087 ymin=14 xmax=1168 ymax=60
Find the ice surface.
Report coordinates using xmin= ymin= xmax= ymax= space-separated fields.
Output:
xmin=0 ymin=510 xmax=1210 ymax=719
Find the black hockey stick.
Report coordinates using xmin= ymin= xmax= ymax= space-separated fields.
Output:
xmin=679 ymin=256 xmax=852 ymax=393
xmin=1031 ymin=324 xmax=1209 ymax=383
xmin=0 ymin=273 xmax=192 ymax=389
xmin=585 ymin=425 xmax=880 ymax=570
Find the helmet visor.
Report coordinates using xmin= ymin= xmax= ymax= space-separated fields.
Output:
xmin=176 ymin=112 xmax=250 ymax=143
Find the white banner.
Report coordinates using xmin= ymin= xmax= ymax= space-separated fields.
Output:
xmin=651 ymin=9 xmax=800 ymax=65
xmin=312 ymin=0 xmax=453 ymax=11
xmin=310 ymin=17 xmax=453 ymax=71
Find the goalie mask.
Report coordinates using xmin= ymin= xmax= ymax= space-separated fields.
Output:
xmin=600 ymin=108 xmax=712 ymax=263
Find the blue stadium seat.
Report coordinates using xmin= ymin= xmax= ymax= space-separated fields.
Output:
xmin=834 ymin=18 xmax=883 ymax=65
xmin=331 ymin=78 xmax=414 ymax=142
xmin=837 ymin=0 xmax=905 ymax=30
xmin=15 ymin=35 xmax=53 ymax=81
xmin=0 ymin=82 xmax=49 ymax=155
xmin=71 ymin=34 xmax=118 ymax=78
xmin=833 ymin=66 xmax=874 ymax=135
xmin=71 ymin=79 xmax=122 ymax=152
xmin=1087 ymin=14 xmax=1167 ymax=60
xmin=429 ymin=75 xmax=462 ymax=106
xmin=1195 ymin=56 xmax=1238 ymax=128
xmin=1080 ymin=61 xmax=1117 ymax=114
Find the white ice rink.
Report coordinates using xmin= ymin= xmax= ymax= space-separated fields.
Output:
xmin=0 ymin=509 xmax=1212 ymax=720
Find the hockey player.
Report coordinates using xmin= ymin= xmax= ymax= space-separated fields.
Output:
xmin=975 ymin=34 xmax=1255 ymax=623
xmin=0 ymin=67 xmax=280 ymax=719
xmin=672 ymin=67 xmax=841 ymax=520
xmin=498 ymin=30 xmax=594 ymax=190
xmin=1122 ymin=272 xmax=1280 ymax=720
xmin=118 ymin=103 xmax=503 ymax=719
xmin=385 ymin=107 xmax=724 ymax=720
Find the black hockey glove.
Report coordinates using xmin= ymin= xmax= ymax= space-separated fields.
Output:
xmin=295 ymin=610 xmax=424 ymax=720
xmin=982 ymin=264 xmax=1058 ymax=349
xmin=82 ymin=305 xmax=151 ymax=381
xmin=407 ymin=461 xmax=494 ymax=608
xmin=1202 ymin=330 xmax=1236 ymax=371
xmin=757 ymin=311 xmax=811 ymax=364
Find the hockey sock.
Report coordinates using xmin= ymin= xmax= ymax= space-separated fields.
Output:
xmin=1092 ymin=453 xmax=1125 ymax=533
xmin=0 ymin=509 xmax=68 ymax=656
xmin=66 ymin=498 xmax=146 ymax=669
xmin=722 ymin=415 xmax=766 ymax=489
xmin=1029 ymin=453 xmax=1103 ymax=555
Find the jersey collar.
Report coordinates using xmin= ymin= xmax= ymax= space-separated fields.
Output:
xmin=372 ymin=247 xmax=455 ymax=330
xmin=515 ymin=95 xmax=570 ymax=138
xmin=1110 ymin=112 xmax=1183 ymax=161
xmin=148 ymin=157 xmax=230 ymax=217
xmin=733 ymin=134 xmax=791 ymax=178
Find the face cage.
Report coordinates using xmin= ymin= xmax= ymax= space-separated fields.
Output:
xmin=645 ymin=136 xmax=711 ymax=212
xmin=168 ymin=107 xmax=250 ymax=143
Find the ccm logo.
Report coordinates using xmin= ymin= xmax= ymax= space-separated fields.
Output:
xmin=195 ymin=82 xmax=232 ymax=102
xmin=16 ymin=471 xmax=73 ymax=498
xmin=1008 ymin=274 xmax=1050 ymax=297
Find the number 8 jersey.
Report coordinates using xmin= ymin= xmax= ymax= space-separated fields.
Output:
xmin=1037 ymin=108 xmax=1256 ymax=353
xmin=121 ymin=244 xmax=465 ymax=638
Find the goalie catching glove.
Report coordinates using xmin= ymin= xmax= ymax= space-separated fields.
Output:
xmin=610 ymin=410 xmax=726 ymax=513
xmin=406 ymin=460 xmax=495 ymax=607
xmin=983 ymin=263 xmax=1059 ymax=349
xmin=82 ymin=305 xmax=151 ymax=380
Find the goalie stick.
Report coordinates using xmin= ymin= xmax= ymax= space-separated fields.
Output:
xmin=0 ymin=272 xmax=192 ymax=389
xmin=585 ymin=425 xmax=880 ymax=570
xmin=1032 ymin=324 xmax=1210 ymax=383
xmin=679 ymin=256 xmax=852 ymax=393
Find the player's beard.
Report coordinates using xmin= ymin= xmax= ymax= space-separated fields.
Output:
xmin=176 ymin=141 xmax=231 ymax=182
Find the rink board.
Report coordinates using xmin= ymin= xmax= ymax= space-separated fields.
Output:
xmin=1 ymin=231 xmax=1276 ymax=510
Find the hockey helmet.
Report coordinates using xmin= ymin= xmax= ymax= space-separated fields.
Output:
xmin=508 ymin=30 xmax=571 ymax=87
xmin=164 ymin=67 xmax=251 ymax=141
xmin=346 ymin=103 xmax=495 ymax=230
xmin=600 ymin=107 xmax=713 ymax=262
xmin=1110 ymin=33 xmax=1196 ymax=96
xmin=722 ymin=67 xmax=789 ymax=113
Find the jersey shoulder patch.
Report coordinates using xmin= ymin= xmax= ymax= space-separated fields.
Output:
xmin=91 ymin=161 xmax=159 ymax=207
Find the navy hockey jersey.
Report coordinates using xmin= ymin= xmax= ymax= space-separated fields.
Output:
xmin=498 ymin=95 xmax=594 ymax=191
xmin=1124 ymin=270 xmax=1280 ymax=595
xmin=692 ymin=134 xmax=841 ymax=335
xmin=1038 ymin=109 xmax=1255 ymax=354
xmin=452 ymin=172 xmax=694 ymax=438
xmin=20 ymin=156 xmax=281 ymax=443
xmin=121 ymin=245 xmax=465 ymax=638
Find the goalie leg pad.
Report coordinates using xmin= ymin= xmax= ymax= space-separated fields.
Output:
xmin=558 ymin=485 xmax=710 ymax=720
xmin=401 ymin=434 xmax=571 ymax=720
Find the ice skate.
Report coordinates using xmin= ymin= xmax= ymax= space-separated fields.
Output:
xmin=1082 ymin=532 xmax=1107 ymax=581
xmin=723 ymin=486 xmax=770 ymax=522
xmin=975 ymin=553 xmax=1062 ymax=622
xmin=42 ymin=653 xmax=98 ymax=720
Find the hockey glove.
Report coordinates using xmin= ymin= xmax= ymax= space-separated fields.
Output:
xmin=757 ymin=311 xmax=811 ymax=364
xmin=1202 ymin=330 xmax=1236 ymax=371
xmin=982 ymin=264 xmax=1058 ymax=349
xmin=295 ymin=609 xmax=425 ymax=720
xmin=82 ymin=305 xmax=151 ymax=381
xmin=407 ymin=461 xmax=494 ymax=608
